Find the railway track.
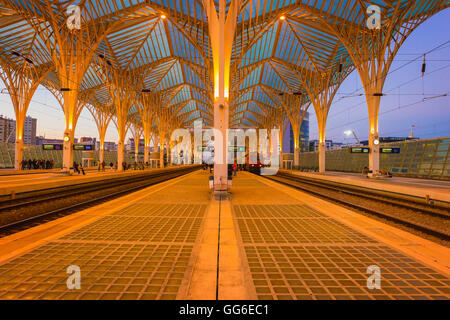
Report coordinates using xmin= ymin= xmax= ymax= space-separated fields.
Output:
xmin=0 ymin=166 xmax=200 ymax=236
xmin=262 ymin=171 xmax=450 ymax=243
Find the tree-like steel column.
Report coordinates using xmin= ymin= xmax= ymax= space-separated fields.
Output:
xmin=264 ymin=87 xmax=309 ymax=171
xmin=130 ymin=122 xmax=143 ymax=164
xmin=86 ymin=102 xmax=113 ymax=166
xmin=138 ymin=93 xmax=157 ymax=165
xmin=99 ymin=61 xmax=138 ymax=171
xmin=203 ymin=0 xmax=241 ymax=191
xmin=0 ymin=57 xmax=51 ymax=170
xmin=289 ymin=60 xmax=350 ymax=173
xmin=156 ymin=106 xmax=170 ymax=169
xmin=326 ymin=1 xmax=447 ymax=172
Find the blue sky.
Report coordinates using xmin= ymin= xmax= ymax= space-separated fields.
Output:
xmin=308 ymin=8 xmax=450 ymax=143
xmin=0 ymin=8 xmax=449 ymax=144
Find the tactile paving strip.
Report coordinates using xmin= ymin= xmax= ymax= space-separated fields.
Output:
xmin=0 ymin=242 xmax=192 ymax=300
xmin=245 ymin=245 xmax=450 ymax=300
xmin=233 ymin=204 xmax=450 ymax=300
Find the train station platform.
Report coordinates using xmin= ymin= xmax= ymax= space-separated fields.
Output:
xmin=0 ymin=170 xmax=448 ymax=300
xmin=0 ymin=167 xmax=178 ymax=198
xmin=280 ymin=170 xmax=450 ymax=203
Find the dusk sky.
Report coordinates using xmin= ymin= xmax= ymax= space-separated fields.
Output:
xmin=0 ymin=8 xmax=449 ymax=144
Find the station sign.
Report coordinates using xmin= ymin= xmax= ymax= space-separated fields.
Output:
xmin=228 ymin=146 xmax=246 ymax=152
xmin=198 ymin=146 xmax=214 ymax=152
xmin=42 ymin=144 xmax=95 ymax=151
xmin=42 ymin=144 xmax=63 ymax=150
xmin=381 ymin=147 xmax=400 ymax=154
xmin=349 ymin=147 xmax=370 ymax=153
xmin=74 ymin=144 xmax=95 ymax=151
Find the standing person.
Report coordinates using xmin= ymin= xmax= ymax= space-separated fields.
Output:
xmin=101 ymin=161 xmax=106 ymax=172
xmin=73 ymin=161 xmax=80 ymax=174
xmin=79 ymin=163 xmax=85 ymax=175
xmin=233 ymin=161 xmax=237 ymax=177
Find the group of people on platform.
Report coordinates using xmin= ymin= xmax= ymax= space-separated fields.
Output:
xmin=96 ymin=161 xmax=151 ymax=172
xmin=21 ymin=159 xmax=55 ymax=170
xmin=73 ymin=161 xmax=85 ymax=175
xmin=202 ymin=161 xmax=241 ymax=176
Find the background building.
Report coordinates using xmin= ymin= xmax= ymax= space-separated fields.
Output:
xmin=97 ymin=141 xmax=117 ymax=152
xmin=0 ymin=115 xmax=36 ymax=145
xmin=309 ymin=140 xmax=344 ymax=152
xmin=283 ymin=112 xmax=309 ymax=153
xmin=23 ymin=116 xmax=37 ymax=145
xmin=0 ymin=115 xmax=15 ymax=143
xmin=360 ymin=136 xmax=417 ymax=146
xmin=35 ymin=136 xmax=78 ymax=145
xmin=126 ymin=138 xmax=145 ymax=153
xmin=79 ymin=137 xmax=97 ymax=146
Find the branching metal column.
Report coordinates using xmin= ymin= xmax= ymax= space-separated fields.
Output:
xmin=204 ymin=0 xmax=241 ymax=191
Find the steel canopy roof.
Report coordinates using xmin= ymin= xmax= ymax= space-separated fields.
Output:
xmin=0 ymin=0 xmax=448 ymax=129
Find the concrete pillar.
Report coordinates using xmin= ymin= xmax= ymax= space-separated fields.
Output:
xmin=293 ymin=147 xmax=299 ymax=169
xmin=14 ymin=138 xmax=23 ymax=170
xmin=159 ymin=134 xmax=165 ymax=168
xmin=144 ymin=144 xmax=149 ymax=164
xmin=365 ymin=80 xmax=382 ymax=173
xmin=318 ymin=142 xmax=326 ymax=173
xmin=117 ymin=139 xmax=124 ymax=171
xmin=99 ymin=146 xmax=104 ymax=165
xmin=134 ymin=140 xmax=139 ymax=163
xmin=369 ymin=132 xmax=380 ymax=172
xmin=63 ymin=129 xmax=74 ymax=172
xmin=214 ymin=99 xmax=229 ymax=190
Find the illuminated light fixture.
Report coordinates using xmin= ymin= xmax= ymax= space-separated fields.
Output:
xmin=63 ymin=136 xmax=70 ymax=142
xmin=279 ymin=15 xmax=286 ymax=20
xmin=373 ymin=139 xmax=380 ymax=145
xmin=161 ymin=14 xmax=167 ymax=19
xmin=18 ymin=136 xmax=22 ymax=140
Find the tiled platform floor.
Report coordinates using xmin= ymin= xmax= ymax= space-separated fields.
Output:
xmin=0 ymin=170 xmax=448 ymax=300
xmin=231 ymin=173 xmax=450 ymax=300
xmin=0 ymin=171 xmax=210 ymax=300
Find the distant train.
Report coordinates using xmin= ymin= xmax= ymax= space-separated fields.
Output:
xmin=245 ymin=151 xmax=265 ymax=175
